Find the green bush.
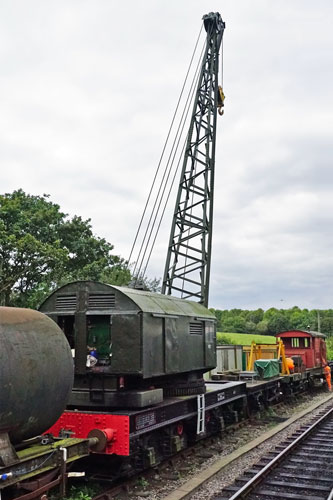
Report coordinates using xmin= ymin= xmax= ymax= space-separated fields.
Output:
xmin=216 ymin=334 xmax=234 ymax=345
xmin=64 ymin=484 xmax=101 ymax=500
xmin=327 ymin=337 xmax=333 ymax=360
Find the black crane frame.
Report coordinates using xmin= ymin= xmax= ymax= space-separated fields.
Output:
xmin=162 ymin=12 xmax=225 ymax=307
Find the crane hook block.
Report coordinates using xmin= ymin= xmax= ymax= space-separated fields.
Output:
xmin=218 ymin=85 xmax=225 ymax=116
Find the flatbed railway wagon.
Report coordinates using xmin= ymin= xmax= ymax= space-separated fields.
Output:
xmin=210 ymin=331 xmax=330 ymax=409
xmin=40 ymin=281 xmax=247 ymax=472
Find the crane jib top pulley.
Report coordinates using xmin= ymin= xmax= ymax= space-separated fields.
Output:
xmin=162 ymin=12 xmax=225 ymax=307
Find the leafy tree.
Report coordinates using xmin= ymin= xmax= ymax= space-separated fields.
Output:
xmin=228 ymin=316 xmax=246 ymax=333
xmin=210 ymin=308 xmax=222 ymax=330
xmin=0 ymin=190 xmax=131 ymax=308
xmin=256 ymin=319 xmax=269 ymax=335
xmin=288 ymin=308 xmax=304 ymax=330
xmin=267 ymin=314 xmax=290 ymax=334
xmin=248 ymin=308 xmax=264 ymax=324
xmin=245 ymin=320 xmax=256 ymax=333
xmin=219 ymin=318 xmax=237 ymax=333
xmin=213 ymin=305 xmax=333 ymax=339
xmin=263 ymin=307 xmax=279 ymax=321
xmin=320 ymin=311 xmax=333 ymax=337
xmin=229 ymin=308 xmax=243 ymax=317
xmin=326 ymin=337 xmax=333 ymax=359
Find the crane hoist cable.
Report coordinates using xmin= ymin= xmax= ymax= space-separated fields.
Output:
xmin=141 ymin=140 xmax=187 ymax=280
xmin=132 ymin=12 xmax=225 ymax=288
xmin=127 ymin=24 xmax=203 ymax=274
xmin=140 ymin=56 xmax=204 ymax=281
xmin=134 ymin=43 xmax=205 ymax=283
xmin=140 ymin=41 xmax=207 ymax=282
xmin=162 ymin=12 xmax=226 ymax=306
xmin=130 ymin=33 xmax=204 ymax=280
xmin=129 ymin=30 xmax=206 ymax=283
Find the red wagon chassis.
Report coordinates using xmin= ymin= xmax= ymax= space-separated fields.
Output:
xmin=46 ymin=381 xmax=247 ymax=456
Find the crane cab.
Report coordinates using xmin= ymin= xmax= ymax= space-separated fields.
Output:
xmin=39 ymin=280 xmax=217 ymax=408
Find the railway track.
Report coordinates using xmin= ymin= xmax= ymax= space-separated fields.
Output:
xmin=216 ymin=405 xmax=333 ymax=500
xmin=88 ymin=432 xmax=239 ymax=500
xmin=86 ymin=393 xmax=331 ymax=500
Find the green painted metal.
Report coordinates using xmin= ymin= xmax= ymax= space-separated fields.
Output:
xmin=39 ymin=281 xmax=217 ymax=387
xmin=87 ymin=315 xmax=111 ymax=357
xmin=162 ymin=12 xmax=225 ymax=307
xmin=0 ymin=438 xmax=89 ymax=489
xmin=114 ymin=285 xmax=215 ymax=319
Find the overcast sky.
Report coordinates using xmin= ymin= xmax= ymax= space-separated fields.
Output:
xmin=1 ymin=1 xmax=333 ymax=310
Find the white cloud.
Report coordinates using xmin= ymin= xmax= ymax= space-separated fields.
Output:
xmin=1 ymin=0 xmax=333 ymax=310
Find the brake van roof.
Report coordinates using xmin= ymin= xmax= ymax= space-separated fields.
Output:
xmin=277 ymin=329 xmax=326 ymax=339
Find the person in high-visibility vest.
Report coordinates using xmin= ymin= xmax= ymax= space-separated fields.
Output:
xmin=324 ymin=364 xmax=331 ymax=391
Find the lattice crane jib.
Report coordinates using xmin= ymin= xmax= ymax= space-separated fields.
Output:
xmin=162 ymin=12 xmax=225 ymax=307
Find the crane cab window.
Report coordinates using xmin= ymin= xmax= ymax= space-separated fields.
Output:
xmin=87 ymin=315 xmax=112 ymax=366
xmin=291 ymin=338 xmax=300 ymax=348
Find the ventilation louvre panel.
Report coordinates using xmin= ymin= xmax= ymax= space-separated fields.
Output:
xmin=56 ymin=295 xmax=77 ymax=311
xmin=88 ymin=294 xmax=115 ymax=309
xmin=189 ymin=322 xmax=203 ymax=335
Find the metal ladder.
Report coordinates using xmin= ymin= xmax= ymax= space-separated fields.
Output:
xmin=196 ymin=394 xmax=205 ymax=434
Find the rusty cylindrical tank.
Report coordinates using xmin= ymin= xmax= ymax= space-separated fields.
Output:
xmin=0 ymin=307 xmax=73 ymax=443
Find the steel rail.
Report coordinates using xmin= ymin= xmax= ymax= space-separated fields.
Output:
xmin=227 ymin=405 xmax=333 ymax=500
xmin=327 ymin=488 xmax=333 ymax=500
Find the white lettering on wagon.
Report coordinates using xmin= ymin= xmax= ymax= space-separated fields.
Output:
xmin=217 ymin=392 xmax=225 ymax=402
xmin=135 ymin=412 xmax=156 ymax=431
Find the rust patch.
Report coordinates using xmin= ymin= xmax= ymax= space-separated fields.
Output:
xmin=0 ymin=307 xmax=43 ymax=325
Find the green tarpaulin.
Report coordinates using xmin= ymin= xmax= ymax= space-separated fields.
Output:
xmin=254 ymin=359 xmax=279 ymax=379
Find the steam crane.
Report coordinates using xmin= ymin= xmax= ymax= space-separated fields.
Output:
xmin=162 ymin=12 xmax=225 ymax=307
xmin=39 ymin=15 xmax=244 ymax=468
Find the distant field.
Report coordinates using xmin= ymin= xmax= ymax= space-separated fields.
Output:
xmin=217 ymin=332 xmax=276 ymax=345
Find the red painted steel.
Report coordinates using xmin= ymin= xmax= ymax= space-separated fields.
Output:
xmin=47 ymin=412 xmax=130 ymax=456
xmin=279 ymin=330 xmax=312 ymax=338
xmin=278 ymin=330 xmax=327 ymax=369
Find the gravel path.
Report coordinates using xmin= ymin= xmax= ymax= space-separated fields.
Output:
xmin=188 ymin=392 xmax=333 ymax=500
xmin=127 ymin=391 xmax=332 ymax=500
